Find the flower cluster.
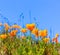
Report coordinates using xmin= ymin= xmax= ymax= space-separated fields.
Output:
xmin=0 ymin=22 xmax=59 ymax=55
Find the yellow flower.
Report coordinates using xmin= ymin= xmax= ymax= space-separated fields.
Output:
xmin=44 ymin=29 xmax=48 ymax=36
xmin=39 ymin=29 xmax=48 ymax=38
xmin=55 ymin=33 xmax=59 ymax=38
xmin=4 ymin=23 xmax=10 ymax=30
xmin=26 ymin=23 xmax=35 ymax=31
xmin=32 ymin=28 xmax=39 ymax=38
xmin=0 ymin=34 xmax=7 ymax=39
xmin=21 ymin=28 xmax=27 ymax=33
xmin=43 ymin=38 xmax=50 ymax=43
xmin=11 ymin=24 xmax=21 ymax=29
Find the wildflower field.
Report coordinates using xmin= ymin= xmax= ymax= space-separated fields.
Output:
xmin=0 ymin=23 xmax=60 ymax=55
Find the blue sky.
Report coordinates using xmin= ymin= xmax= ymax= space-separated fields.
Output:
xmin=0 ymin=0 xmax=60 ymax=41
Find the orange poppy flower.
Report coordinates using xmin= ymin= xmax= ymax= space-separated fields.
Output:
xmin=32 ymin=28 xmax=39 ymax=38
xmin=52 ymin=38 xmax=58 ymax=44
xmin=55 ymin=38 xmax=58 ymax=44
xmin=43 ymin=38 xmax=50 ymax=43
xmin=4 ymin=23 xmax=10 ymax=30
xmin=9 ymin=30 xmax=18 ymax=37
xmin=39 ymin=29 xmax=48 ymax=38
xmin=11 ymin=24 xmax=21 ymax=29
xmin=0 ymin=34 xmax=7 ymax=39
xmin=52 ymin=33 xmax=59 ymax=43
xmin=26 ymin=23 xmax=35 ymax=31
xmin=21 ymin=28 xmax=27 ymax=33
